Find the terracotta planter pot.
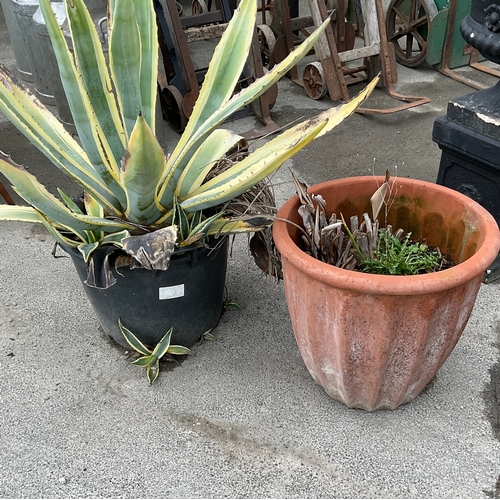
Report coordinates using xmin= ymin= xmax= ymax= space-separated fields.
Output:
xmin=273 ymin=177 xmax=500 ymax=411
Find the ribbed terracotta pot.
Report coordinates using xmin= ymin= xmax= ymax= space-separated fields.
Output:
xmin=273 ymin=177 xmax=500 ymax=411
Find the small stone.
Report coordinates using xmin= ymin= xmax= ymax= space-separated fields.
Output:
xmin=58 ymin=477 xmax=66 ymax=484
xmin=409 ymin=485 xmax=417 ymax=495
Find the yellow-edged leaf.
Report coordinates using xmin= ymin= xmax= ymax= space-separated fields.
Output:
xmin=38 ymin=0 xmax=126 ymax=208
xmin=158 ymin=12 xmax=332 ymax=209
xmin=119 ymin=318 xmax=152 ymax=356
xmin=180 ymin=79 xmax=379 ymax=213
xmin=121 ymin=115 xmax=167 ymax=225
xmin=0 ymin=66 xmax=123 ymax=214
xmin=0 ymin=155 xmax=133 ymax=233
xmin=175 ymin=129 xmax=245 ymax=199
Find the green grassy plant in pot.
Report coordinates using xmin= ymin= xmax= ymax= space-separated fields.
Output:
xmin=0 ymin=0 xmax=377 ymax=380
xmin=273 ymin=176 xmax=500 ymax=410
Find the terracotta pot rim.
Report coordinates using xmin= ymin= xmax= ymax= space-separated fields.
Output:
xmin=273 ymin=176 xmax=500 ymax=295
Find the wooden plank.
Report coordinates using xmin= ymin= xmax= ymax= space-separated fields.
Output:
xmin=359 ymin=0 xmax=380 ymax=46
xmin=180 ymin=11 xmax=224 ymax=29
xmin=185 ymin=23 xmax=228 ymax=42
xmin=338 ymin=43 xmax=380 ymax=62
xmin=306 ymin=0 xmax=348 ymax=100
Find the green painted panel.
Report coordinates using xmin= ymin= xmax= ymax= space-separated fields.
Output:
xmin=426 ymin=0 xmax=483 ymax=68
xmin=434 ymin=0 xmax=450 ymax=11
xmin=427 ymin=8 xmax=449 ymax=66
xmin=448 ymin=0 xmax=472 ymax=68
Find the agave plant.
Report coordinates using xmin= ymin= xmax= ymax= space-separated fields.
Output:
xmin=0 ymin=0 xmax=377 ymax=288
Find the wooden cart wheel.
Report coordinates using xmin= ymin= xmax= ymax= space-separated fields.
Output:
xmin=191 ymin=0 xmax=208 ymax=15
xmin=302 ymin=62 xmax=328 ymax=100
xmin=386 ymin=0 xmax=438 ymax=68
xmin=161 ymin=85 xmax=187 ymax=133
xmin=256 ymin=24 xmax=277 ymax=69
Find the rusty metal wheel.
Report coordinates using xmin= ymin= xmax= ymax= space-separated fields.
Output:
xmin=386 ymin=0 xmax=438 ymax=68
xmin=256 ymin=24 xmax=277 ymax=69
xmin=161 ymin=85 xmax=187 ymax=133
xmin=191 ymin=0 xmax=208 ymax=15
xmin=303 ymin=62 xmax=328 ymax=100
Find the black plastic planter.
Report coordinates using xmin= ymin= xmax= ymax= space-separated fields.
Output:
xmin=64 ymin=238 xmax=228 ymax=349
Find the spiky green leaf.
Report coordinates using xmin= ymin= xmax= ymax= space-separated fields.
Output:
xmin=158 ymin=0 xmax=256 ymax=204
xmin=175 ymin=129 xmax=245 ymax=199
xmin=0 ymin=205 xmax=79 ymax=250
xmin=151 ymin=327 xmax=173 ymax=360
xmin=109 ymin=0 xmax=157 ymax=135
xmin=0 ymin=67 xmax=123 ymax=214
xmin=189 ymin=210 xmax=203 ymax=232
xmin=180 ymin=80 xmax=378 ymax=214
xmin=178 ymin=0 xmax=255 ymax=139
xmin=78 ymin=241 xmax=100 ymax=262
xmin=100 ymin=230 xmax=130 ymax=247
xmin=38 ymin=0 xmax=127 ymax=207
xmin=0 ymin=204 xmax=45 ymax=224
xmin=121 ymin=115 xmax=166 ymax=225
xmin=131 ymin=355 xmax=155 ymax=366
xmin=179 ymin=211 xmax=224 ymax=246
xmin=133 ymin=0 xmax=157 ymax=131
xmin=158 ymin=7 xmax=332 ymax=208
xmin=58 ymin=188 xmax=84 ymax=214
xmin=146 ymin=361 xmax=160 ymax=385
xmin=172 ymin=198 xmax=189 ymax=241
xmin=0 ymin=155 xmax=133 ymax=233
xmin=64 ymin=0 xmax=125 ymax=165
xmin=108 ymin=0 xmax=142 ymax=138
xmin=203 ymin=330 xmax=216 ymax=341
xmin=167 ymin=345 xmax=193 ymax=356
xmin=181 ymin=122 xmax=326 ymax=213
xmin=118 ymin=318 xmax=153 ymax=356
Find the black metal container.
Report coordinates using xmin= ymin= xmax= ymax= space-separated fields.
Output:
xmin=433 ymin=93 xmax=500 ymax=226
xmin=461 ymin=0 xmax=500 ymax=64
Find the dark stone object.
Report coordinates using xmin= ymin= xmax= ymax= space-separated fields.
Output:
xmin=434 ymin=0 xmax=500 ymax=281
xmin=461 ymin=1 xmax=500 ymax=64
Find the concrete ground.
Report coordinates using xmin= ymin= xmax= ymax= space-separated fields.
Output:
xmin=1 ymin=3 xmax=500 ymax=499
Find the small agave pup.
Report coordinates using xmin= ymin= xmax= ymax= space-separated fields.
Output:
xmin=0 ymin=0 xmax=376 ymax=380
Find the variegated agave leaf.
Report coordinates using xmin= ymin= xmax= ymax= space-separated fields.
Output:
xmin=119 ymin=321 xmax=192 ymax=385
xmin=0 ymin=0 xmax=379 ymax=282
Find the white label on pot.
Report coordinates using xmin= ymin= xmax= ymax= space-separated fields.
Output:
xmin=159 ymin=284 xmax=185 ymax=300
